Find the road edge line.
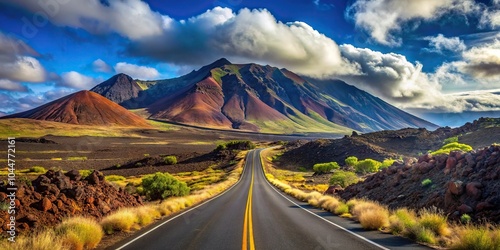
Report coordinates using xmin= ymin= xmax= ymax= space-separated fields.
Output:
xmin=115 ymin=150 xmax=253 ymax=250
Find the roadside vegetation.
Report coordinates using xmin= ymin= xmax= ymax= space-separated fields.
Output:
xmin=0 ymin=149 xmax=248 ymax=250
xmin=261 ymin=147 xmax=500 ymax=249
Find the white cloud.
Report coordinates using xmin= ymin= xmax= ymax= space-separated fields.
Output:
xmin=0 ymin=79 xmax=27 ymax=92
xmin=458 ymin=39 xmax=500 ymax=79
xmin=11 ymin=0 xmax=164 ymax=40
xmin=338 ymin=44 xmax=440 ymax=102
xmin=114 ymin=62 xmax=159 ymax=79
xmin=423 ymin=34 xmax=466 ymax=54
xmin=0 ymin=32 xmax=46 ymax=83
xmin=92 ymin=59 xmax=112 ymax=73
xmin=406 ymin=89 xmax=500 ymax=113
xmin=59 ymin=71 xmax=99 ymax=89
xmin=347 ymin=0 xmax=480 ymax=46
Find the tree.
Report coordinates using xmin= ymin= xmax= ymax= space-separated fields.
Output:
xmin=345 ymin=156 xmax=358 ymax=167
xmin=329 ymin=170 xmax=359 ymax=188
xmin=313 ymin=162 xmax=340 ymax=174
xmin=355 ymin=159 xmax=381 ymax=174
xmin=141 ymin=172 xmax=190 ymax=200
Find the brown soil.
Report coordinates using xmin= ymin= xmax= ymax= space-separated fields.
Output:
xmin=2 ymin=91 xmax=150 ymax=127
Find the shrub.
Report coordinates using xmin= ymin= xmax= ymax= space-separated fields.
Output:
xmin=0 ymin=230 xmax=64 ymax=250
xmin=334 ymin=203 xmax=349 ymax=215
xmin=56 ymin=216 xmax=103 ymax=249
xmin=216 ymin=140 xmax=256 ymax=151
xmin=29 ymin=166 xmax=47 ymax=173
xmin=389 ymin=208 xmax=417 ymax=235
xmin=443 ymin=136 xmax=459 ymax=144
xmin=313 ymin=162 xmax=339 ymax=174
xmin=79 ymin=170 xmax=92 ymax=178
xmin=418 ymin=208 xmax=450 ymax=237
xmin=380 ymin=159 xmax=395 ymax=169
xmin=451 ymin=226 xmax=499 ymax=250
xmin=431 ymin=142 xmax=473 ymax=155
xmin=329 ymin=170 xmax=359 ymax=188
xmin=141 ymin=172 xmax=190 ymax=200
xmin=163 ymin=155 xmax=177 ymax=165
xmin=105 ymin=175 xmax=126 ymax=182
xmin=460 ymin=214 xmax=471 ymax=224
xmin=421 ymin=178 xmax=432 ymax=187
xmin=413 ymin=226 xmax=437 ymax=244
xmin=345 ymin=156 xmax=358 ymax=167
xmin=100 ymin=209 xmax=137 ymax=234
xmin=355 ymin=159 xmax=381 ymax=174
xmin=358 ymin=206 xmax=390 ymax=230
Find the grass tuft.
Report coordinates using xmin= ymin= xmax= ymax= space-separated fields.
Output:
xmin=100 ymin=209 xmax=137 ymax=234
xmin=56 ymin=216 xmax=103 ymax=249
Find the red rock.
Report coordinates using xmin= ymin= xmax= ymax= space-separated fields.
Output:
xmin=457 ymin=204 xmax=473 ymax=214
xmin=445 ymin=157 xmax=457 ymax=174
xmin=476 ymin=202 xmax=493 ymax=212
xmin=0 ymin=192 xmax=6 ymax=202
xmin=448 ymin=181 xmax=464 ymax=195
xmin=40 ymin=198 xmax=52 ymax=212
xmin=466 ymin=182 xmax=482 ymax=200
xmin=418 ymin=154 xmax=432 ymax=163
xmin=86 ymin=197 xmax=95 ymax=204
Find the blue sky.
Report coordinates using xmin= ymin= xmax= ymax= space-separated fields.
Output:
xmin=0 ymin=0 xmax=499 ymax=126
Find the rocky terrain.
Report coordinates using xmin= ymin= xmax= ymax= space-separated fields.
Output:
xmin=280 ymin=118 xmax=500 ymax=169
xmin=0 ymin=170 xmax=142 ymax=233
xmin=339 ymin=145 xmax=500 ymax=223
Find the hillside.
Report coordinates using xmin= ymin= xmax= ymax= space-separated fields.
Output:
xmin=92 ymin=58 xmax=437 ymax=133
xmin=338 ymin=145 xmax=500 ymax=223
xmin=279 ymin=118 xmax=500 ymax=169
xmin=1 ymin=90 xmax=151 ymax=127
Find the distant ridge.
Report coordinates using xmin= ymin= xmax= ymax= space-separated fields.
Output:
xmin=2 ymin=90 xmax=151 ymax=127
xmin=91 ymin=58 xmax=438 ymax=133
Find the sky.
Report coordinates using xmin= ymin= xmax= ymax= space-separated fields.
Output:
xmin=0 ymin=0 xmax=499 ymax=126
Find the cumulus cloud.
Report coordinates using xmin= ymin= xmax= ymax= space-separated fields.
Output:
xmin=0 ymin=88 xmax=75 ymax=115
xmin=59 ymin=71 xmax=99 ymax=89
xmin=0 ymin=32 xmax=46 ymax=82
xmin=0 ymin=79 xmax=27 ymax=92
xmin=10 ymin=0 xmax=164 ymax=40
xmin=458 ymin=40 xmax=500 ymax=79
xmin=338 ymin=44 xmax=440 ymax=102
xmin=347 ymin=0 xmax=479 ymax=46
xmin=114 ymin=62 xmax=159 ymax=79
xmin=406 ymin=89 xmax=500 ymax=113
xmin=92 ymin=59 xmax=112 ymax=73
xmin=423 ymin=34 xmax=466 ymax=54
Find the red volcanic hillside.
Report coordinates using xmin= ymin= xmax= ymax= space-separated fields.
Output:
xmin=2 ymin=90 xmax=150 ymax=127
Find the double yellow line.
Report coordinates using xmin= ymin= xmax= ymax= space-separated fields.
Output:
xmin=242 ymin=151 xmax=256 ymax=250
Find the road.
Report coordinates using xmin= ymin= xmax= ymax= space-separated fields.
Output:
xmin=113 ymin=149 xmax=429 ymax=250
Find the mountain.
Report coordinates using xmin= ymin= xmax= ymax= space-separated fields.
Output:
xmin=89 ymin=73 xmax=144 ymax=107
xmin=1 ymin=90 xmax=151 ymax=127
xmin=91 ymin=58 xmax=438 ymax=133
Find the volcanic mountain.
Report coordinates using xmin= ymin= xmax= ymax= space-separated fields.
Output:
xmin=92 ymin=58 xmax=438 ymax=133
xmin=2 ymin=90 xmax=150 ymax=127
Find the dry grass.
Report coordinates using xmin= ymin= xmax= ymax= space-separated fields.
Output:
xmin=418 ymin=208 xmax=450 ymax=237
xmin=357 ymin=206 xmax=390 ymax=230
xmin=56 ymin=216 xmax=103 ymax=250
xmin=100 ymin=209 xmax=137 ymax=234
xmin=389 ymin=208 xmax=418 ymax=235
xmin=0 ymin=230 xmax=64 ymax=250
xmin=450 ymin=226 xmax=500 ymax=250
xmin=334 ymin=203 xmax=349 ymax=215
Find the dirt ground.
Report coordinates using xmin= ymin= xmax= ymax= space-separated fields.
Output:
xmin=9 ymin=125 xmax=335 ymax=177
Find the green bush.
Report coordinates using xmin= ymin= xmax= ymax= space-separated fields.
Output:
xmin=345 ymin=156 xmax=358 ymax=167
xmin=460 ymin=214 xmax=471 ymax=224
xmin=163 ymin=156 xmax=177 ymax=165
xmin=29 ymin=166 xmax=47 ymax=173
xmin=105 ymin=175 xmax=126 ymax=182
xmin=443 ymin=136 xmax=459 ymax=144
xmin=313 ymin=162 xmax=339 ymax=174
xmin=216 ymin=140 xmax=256 ymax=151
xmin=421 ymin=178 xmax=432 ymax=187
xmin=329 ymin=170 xmax=359 ymax=188
xmin=141 ymin=172 xmax=190 ymax=200
xmin=431 ymin=142 xmax=473 ymax=155
xmin=380 ymin=159 xmax=395 ymax=169
xmin=355 ymin=159 xmax=381 ymax=174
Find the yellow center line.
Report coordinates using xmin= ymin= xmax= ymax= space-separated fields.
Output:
xmin=242 ymin=151 xmax=256 ymax=250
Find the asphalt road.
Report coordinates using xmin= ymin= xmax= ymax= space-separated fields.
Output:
xmin=113 ymin=149 xmax=430 ymax=250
